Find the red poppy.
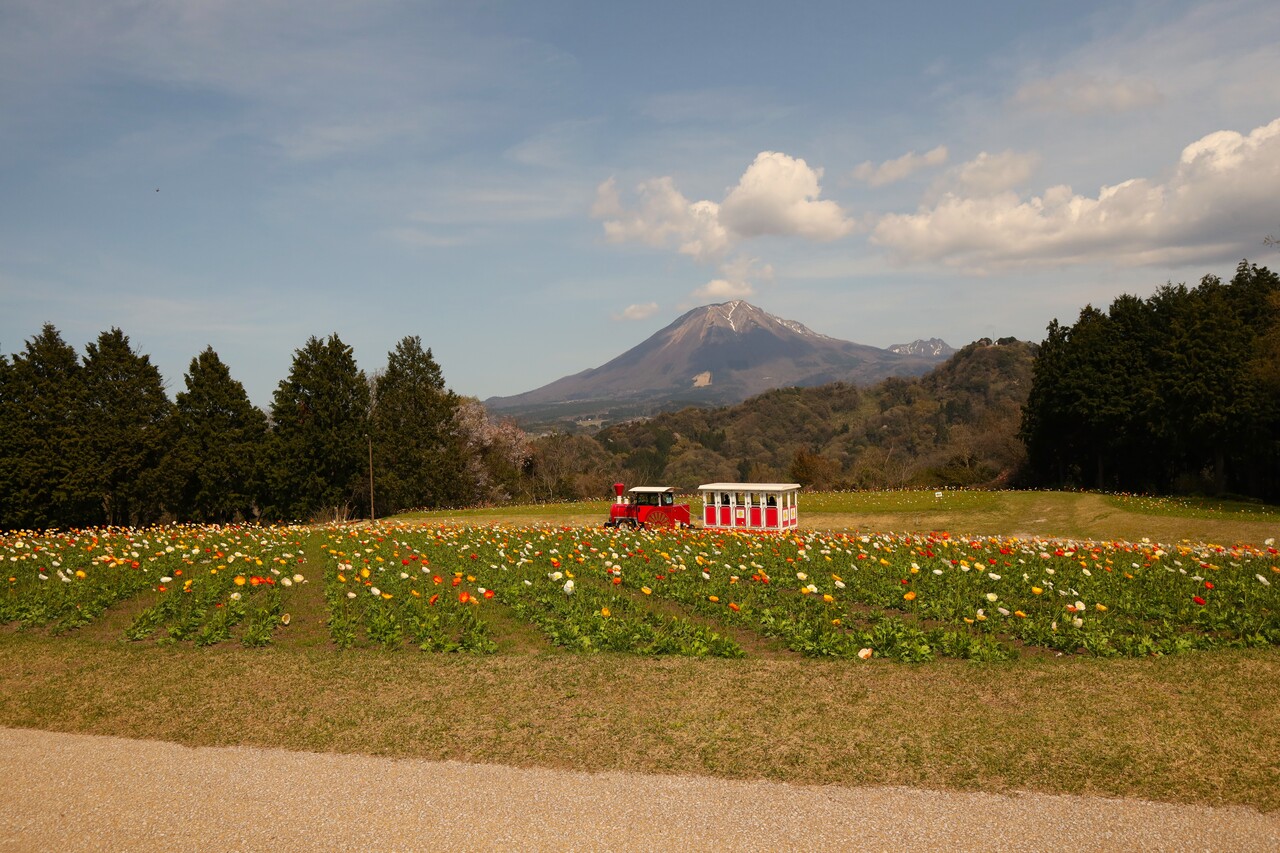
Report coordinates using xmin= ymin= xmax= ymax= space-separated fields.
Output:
xmin=1193 ymin=595 xmax=1207 ymax=606
xmin=1204 ymin=581 xmax=1214 ymax=589
xmin=458 ymin=591 xmax=471 ymax=604
xmin=483 ymin=589 xmax=495 ymax=599
xmin=428 ymin=593 xmax=439 ymax=605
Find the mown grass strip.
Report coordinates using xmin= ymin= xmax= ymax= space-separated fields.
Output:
xmin=1 ymin=634 xmax=1276 ymax=811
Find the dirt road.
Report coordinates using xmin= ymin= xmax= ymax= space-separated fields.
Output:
xmin=3 ymin=726 xmax=1276 ymax=852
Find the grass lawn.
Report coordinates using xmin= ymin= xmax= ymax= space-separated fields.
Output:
xmin=3 ymin=489 xmax=1278 ymax=811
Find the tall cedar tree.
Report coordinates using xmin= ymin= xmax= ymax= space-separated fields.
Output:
xmin=79 ymin=328 xmax=175 ymax=525
xmin=369 ymin=336 xmax=469 ymax=514
xmin=167 ymin=347 xmax=269 ymax=522
xmin=1 ymin=325 xmax=97 ymax=529
xmin=266 ymin=334 xmax=370 ymax=521
xmin=0 ymin=349 xmax=12 ymax=526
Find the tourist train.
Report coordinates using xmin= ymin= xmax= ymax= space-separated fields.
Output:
xmin=604 ymin=481 xmax=801 ymax=531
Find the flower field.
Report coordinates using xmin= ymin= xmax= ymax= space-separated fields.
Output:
xmin=2 ymin=524 xmax=310 ymax=646
xmin=4 ymin=520 xmax=1279 ymax=662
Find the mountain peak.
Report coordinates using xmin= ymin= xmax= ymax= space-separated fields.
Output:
xmin=486 ymin=302 xmax=952 ymax=424
xmin=683 ymin=301 xmax=826 ymax=340
xmin=888 ymin=338 xmax=955 ymax=358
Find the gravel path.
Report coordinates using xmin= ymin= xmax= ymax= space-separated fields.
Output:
xmin=3 ymin=726 xmax=1277 ymax=852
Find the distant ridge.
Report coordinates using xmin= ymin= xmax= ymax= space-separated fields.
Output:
xmin=889 ymin=338 xmax=955 ymax=358
xmin=485 ymin=301 xmax=951 ymax=427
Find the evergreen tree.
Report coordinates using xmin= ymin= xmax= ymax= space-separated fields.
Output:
xmin=369 ymin=336 xmax=468 ymax=514
xmin=2 ymin=325 xmax=95 ymax=528
xmin=1023 ymin=261 xmax=1279 ymax=498
xmin=79 ymin=328 xmax=174 ymax=525
xmin=266 ymin=334 xmax=370 ymax=521
xmin=0 ymin=348 xmax=15 ymax=528
xmin=167 ymin=347 xmax=269 ymax=522
xmin=1155 ymin=274 xmax=1265 ymax=493
xmin=1020 ymin=320 xmax=1076 ymax=485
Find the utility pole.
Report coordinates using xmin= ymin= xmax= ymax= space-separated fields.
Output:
xmin=366 ymin=433 xmax=375 ymax=521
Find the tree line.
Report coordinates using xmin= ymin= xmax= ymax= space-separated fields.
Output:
xmin=0 ymin=327 xmax=530 ymax=529
xmin=4 ymin=259 xmax=1274 ymax=531
xmin=1020 ymin=260 xmax=1280 ymax=500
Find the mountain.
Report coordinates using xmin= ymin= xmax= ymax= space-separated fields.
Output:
xmin=889 ymin=338 xmax=955 ymax=358
xmin=588 ymin=337 xmax=1036 ymax=492
xmin=486 ymin=301 xmax=951 ymax=428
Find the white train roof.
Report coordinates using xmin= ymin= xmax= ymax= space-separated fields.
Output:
xmin=697 ymin=483 xmax=801 ymax=491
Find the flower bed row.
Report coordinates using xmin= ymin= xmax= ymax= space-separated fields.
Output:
xmin=2 ymin=524 xmax=309 ymax=645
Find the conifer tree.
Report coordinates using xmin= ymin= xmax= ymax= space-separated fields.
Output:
xmin=79 ymin=328 xmax=174 ymax=525
xmin=167 ymin=347 xmax=269 ymax=522
xmin=266 ymin=334 xmax=370 ymax=520
xmin=369 ymin=336 xmax=468 ymax=514
xmin=2 ymin=325 xmax=95 ymax=528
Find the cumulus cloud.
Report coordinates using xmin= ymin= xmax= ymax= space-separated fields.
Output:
xmin=690 ymin=256 xmax=773 ymax=302
xmin=593 ymin=151 xmax=852 ymax=264
xmin=693 ymin=278 xmax=754 ymax=300
xmin=719 ymin=152 xmax=854 ymax=240
xmin=871 ymin=116 xmax=1280 ymax=271
xmin=944 ymin=150 xmax=1040 ymax=196
xmin=1012 ymin=72 xmax=1163 ymax=114
xmin=593 ymin=176 xmax=729 ymax=262
xmin=614 ymin=302 xmax=659 ymax=321
xmin=852 ymin=145 xmax=949 ymax=187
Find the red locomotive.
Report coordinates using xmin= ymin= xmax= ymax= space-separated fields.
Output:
xmin=604 ymin=483 xmax=692 ymax=528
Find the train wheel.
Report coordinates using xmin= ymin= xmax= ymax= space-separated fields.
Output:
xmin=643 ymin=510 xmax=673 ymax=528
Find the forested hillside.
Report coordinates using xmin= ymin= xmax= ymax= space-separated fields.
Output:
xmin=523 ymin=338 xmax=1035 ymax=498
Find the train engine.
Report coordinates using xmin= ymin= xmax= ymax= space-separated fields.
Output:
xmin=604 ymin=483 xmax=692 ymax=528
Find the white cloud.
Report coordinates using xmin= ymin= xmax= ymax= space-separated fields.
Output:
xmin=872 ymin=116 xmax=1280 ymax=271
xmin=593 ymin=151 xmax=851 ymax=263
xmin=693 ymin=278 xmax=754 ymax=300
xmin=719 ymin=152 xmax=854 ymax=240
xmin=947 ymin=150 xmax=1039 ymax=196
xmin=690 ymin=256 xmax=772 ymax=303
xmin=1012 ymin=72 xmax=1163 ymax=115
xmin=594 ymin=177 xmax=730 ymax=262
xmin=615 ymin=302 xmax=659 ymax=321
xmin=852 ymin=145 xmax=948 ymax=187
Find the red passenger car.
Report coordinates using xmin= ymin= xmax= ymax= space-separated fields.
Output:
xmin=697 ymin=483 xmax=801 ymax=531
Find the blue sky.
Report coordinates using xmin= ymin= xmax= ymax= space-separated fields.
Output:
xmin=3 ymin=0 xmax=1279 ymax=408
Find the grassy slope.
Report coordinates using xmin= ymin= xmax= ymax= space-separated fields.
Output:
xmin=4 ymin=490 xmax=1279 ymax=810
